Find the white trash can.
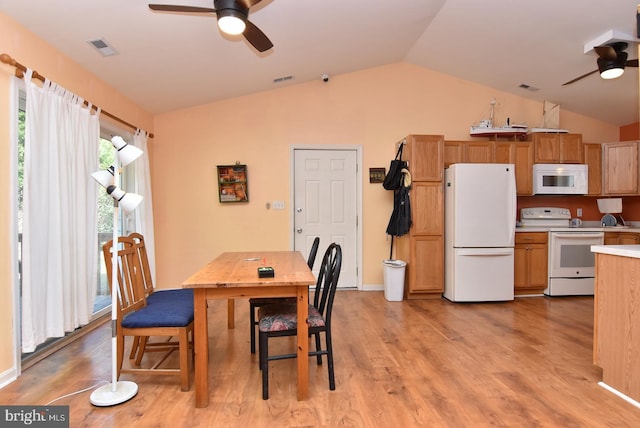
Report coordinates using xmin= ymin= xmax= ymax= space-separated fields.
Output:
xmin=383 ymin=259 xmax=406 ymax=302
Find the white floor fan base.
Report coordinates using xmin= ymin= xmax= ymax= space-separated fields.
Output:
xmin=90 ymin=381 xmax=138 ymax=407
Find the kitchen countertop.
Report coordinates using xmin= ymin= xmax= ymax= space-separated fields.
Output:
xmin=591 ymin=245 xmax=640 ymax=259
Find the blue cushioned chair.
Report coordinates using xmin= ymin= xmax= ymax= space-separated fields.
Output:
xmin=257 ymin=243 xmax=341 ymax=399
xmin=103 ymin=238 xmax=194 ymax=391
xmin=249 ymin=237 xmax=320 ymax=354
xmin=128 ymin=233 xmax=193 ymax=363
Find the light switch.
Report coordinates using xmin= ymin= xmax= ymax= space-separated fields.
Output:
xmin=273 ymin=200 xmax=285 ymax=210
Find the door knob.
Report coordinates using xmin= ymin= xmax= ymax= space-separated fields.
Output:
xmin=296 ymin=208 xmax=302 ymax=213
xmin=296 ymin=228 xmax=303 ymax=233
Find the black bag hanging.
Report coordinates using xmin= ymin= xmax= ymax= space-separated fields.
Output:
xmin=382 ymin=143 xmax=408 ymax=191
xmin=385 ymin=176 xmax=412 ymax=237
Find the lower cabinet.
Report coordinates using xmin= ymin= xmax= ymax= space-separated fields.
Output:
xmin=514 ymin=232 xmax=548 ymax=295
xmin=396 ymin=235 xmax=444 ymax=299
xmin=604 ymin=232 xmax=640 ymax=245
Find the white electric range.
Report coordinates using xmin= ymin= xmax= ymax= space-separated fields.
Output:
xmin=519 ymin=207 xmax=603 ymax=296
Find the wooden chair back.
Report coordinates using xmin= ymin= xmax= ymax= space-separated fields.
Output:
xmin=102 ymin=237 xmax=146 ymax=319
xmin=129 ymin=232 xmax=154 ymax=297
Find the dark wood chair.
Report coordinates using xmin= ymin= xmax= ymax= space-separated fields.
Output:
xmin=257 ymin=243 xmax=342 ymax=399
xmin=249 ymin=237 xmax=320 ymax=354
xmin=103 ymin=238 xmax=194 ymax=391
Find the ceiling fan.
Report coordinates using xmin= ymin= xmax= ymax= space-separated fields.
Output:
xmin=562 ymin=42 xmax=638 ymax=86
xmin=148 ymin=0 xmax=273 ymax=52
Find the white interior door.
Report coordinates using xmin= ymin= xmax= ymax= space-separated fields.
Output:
xmin=294 ymin=149 xmax=358 ymax=288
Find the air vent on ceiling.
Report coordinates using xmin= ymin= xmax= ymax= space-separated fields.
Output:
xmin=518 ymin=83 xmax=539 ymax=92
xmin=273 ymin=75 xmax=294 ymax=84
xmin=87 ymin=38 xmax=118 ymax=57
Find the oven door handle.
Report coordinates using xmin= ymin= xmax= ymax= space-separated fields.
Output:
xmin=552 ymin=232 xmax=604 ymax=239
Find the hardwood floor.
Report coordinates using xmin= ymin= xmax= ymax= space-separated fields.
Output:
xmin=2 ymin=291 xmax=640 ymax=427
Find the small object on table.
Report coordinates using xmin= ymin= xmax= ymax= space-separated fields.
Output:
xmin=258 ymin=267 xmax=275 ymax=278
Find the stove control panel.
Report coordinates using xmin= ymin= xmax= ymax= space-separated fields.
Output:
xmin=521 ymin=207 xmax=571 ymax=220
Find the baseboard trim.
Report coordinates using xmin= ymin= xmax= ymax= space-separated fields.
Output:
xmin=0 ymin=367 xmax=18 ymax=390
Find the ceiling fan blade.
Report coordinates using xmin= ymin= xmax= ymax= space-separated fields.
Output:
xmin=148 ymin=4 xmax=216 ymax=14
xmin=594 ymin=45 xmax=617 ymax=60
xmin=626 ymin=58 xmax=639 ymax=67
xmin=562 ymin=69 xmax=598 ymax=86
xmin=243 ymin=20 xmax=273 ymax=52
xmin=238 ymin=0 xmax=265 ymax=7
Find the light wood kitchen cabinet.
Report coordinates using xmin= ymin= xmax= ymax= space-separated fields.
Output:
xmin=604 ymin=232 xmax=640 ymax=245
xmin=444 ymin=140 xmax=494 ymax=167
xmin=404 ymin=134 xmax=443 ymax=181
xmin=602 ymin=141 xmax=639 ymax=195
xmin=514 ymin=232 xmax=548 ymax=295
xmin=532 ymin=133 xmax=583 ymax=164
xmin=495 ymin=141 xmax=534 ymax=195
xmin=583 ymin=142 xmax=602 ymax=196
xmin=444 ymin=140 xmax=464 ymax=167
xmin=410 ymin=182 xmax=443 ymax=235
xmin=465 ymin=141 xmax=495 ymax=163
xmin=397 ymin=235 xmax=444 ymax=295
xmin=395 ymin=134 xmax=444 ymax=299
xmin=592 ymin=249 xmax=640 ymax=404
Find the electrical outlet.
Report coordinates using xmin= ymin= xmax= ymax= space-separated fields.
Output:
xmin=577 ymin=208 xmax=582 ymax=217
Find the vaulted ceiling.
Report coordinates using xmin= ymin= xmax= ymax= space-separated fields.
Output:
xmin=1 ymin=0 xmax=638 ymax=126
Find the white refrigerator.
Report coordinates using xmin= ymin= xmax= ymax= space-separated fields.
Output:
xmin=444 ymin=163 xmax=516 ymax=302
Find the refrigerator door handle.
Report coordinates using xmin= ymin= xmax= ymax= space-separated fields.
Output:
xmin=457 ymin=248 xmax=514 ymax=256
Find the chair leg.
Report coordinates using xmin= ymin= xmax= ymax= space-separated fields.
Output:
xmin=314 ymin=332 xmax=322 ymax=365
xmin=259 ymin=332 xmax=269 ymax=399
xmin=129 ymin=336 xmax=140 ymax=359
xmin=326 ymin=330 xmax=335 ymax=390
xmin=250 ymin=302 xmax=257 ymax=354
xmin=134 ymin=336 xmax=149 ymax=366
xmin=179 ymin=328 xmax=190 ymax=392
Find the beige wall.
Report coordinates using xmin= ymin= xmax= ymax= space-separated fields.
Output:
xmin=151 ymin=62 xmax=619 ymax=291
xmin=0 ymin=11 xmax=620 ymax=381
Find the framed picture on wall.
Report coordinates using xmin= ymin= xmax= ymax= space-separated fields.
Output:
xmin=217 ymin=164 xmax=248 ymax=203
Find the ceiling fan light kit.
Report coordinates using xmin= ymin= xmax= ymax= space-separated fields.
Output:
xmin=597 ymin=49 xmax=627 ymax=79
xmin=218 ymin=12 xmax=247 ymax=35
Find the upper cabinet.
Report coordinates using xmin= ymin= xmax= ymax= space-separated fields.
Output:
xmin=494 ymin=141 xmax=534 ymax=196
xmin=404 ymin=134 xmax=443 ymax=181
xmin=444 ymin=140 xmax=494 ymax=167
xmin=532 ymin=133 xmax=583 ymax=164
xmin=583 ymin=143 xmax=602 ymax=196
xmin=602 ymin=141 xmax=639 ymax=195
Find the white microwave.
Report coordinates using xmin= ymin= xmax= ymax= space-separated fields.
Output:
xmin=532 ymin=164 xmax=588 ymax=195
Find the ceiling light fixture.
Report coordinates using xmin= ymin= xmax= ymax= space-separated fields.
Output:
xmin=598 ymin=50 xmax=627 ymax=80
xmin=217 ymin=8 xmax=247 ymax=35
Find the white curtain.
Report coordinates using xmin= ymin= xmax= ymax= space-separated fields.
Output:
xmin=133 ymin=129 xmax=156 ymax=286
xmin=21 ymin=70 xmax=100 ymax=353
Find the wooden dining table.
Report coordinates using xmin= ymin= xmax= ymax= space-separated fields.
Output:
xmin=181 ymin=250 xmax=316 ymax=408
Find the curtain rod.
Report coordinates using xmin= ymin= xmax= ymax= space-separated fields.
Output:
xmin=0 ymin=53 xmax=154 ymax=139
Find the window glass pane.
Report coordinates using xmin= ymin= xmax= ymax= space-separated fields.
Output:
xmin=95 ymin=138 xmax=115 ymax=313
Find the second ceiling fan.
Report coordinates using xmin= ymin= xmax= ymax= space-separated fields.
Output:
xmin=148 ymin=0 xmax=273 ymax=52
xmin=562 ymin=42 xmax=638 ymax=86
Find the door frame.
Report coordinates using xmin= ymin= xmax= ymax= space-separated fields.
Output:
xmin=289 ymin=144 xmax=363 ymax=290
